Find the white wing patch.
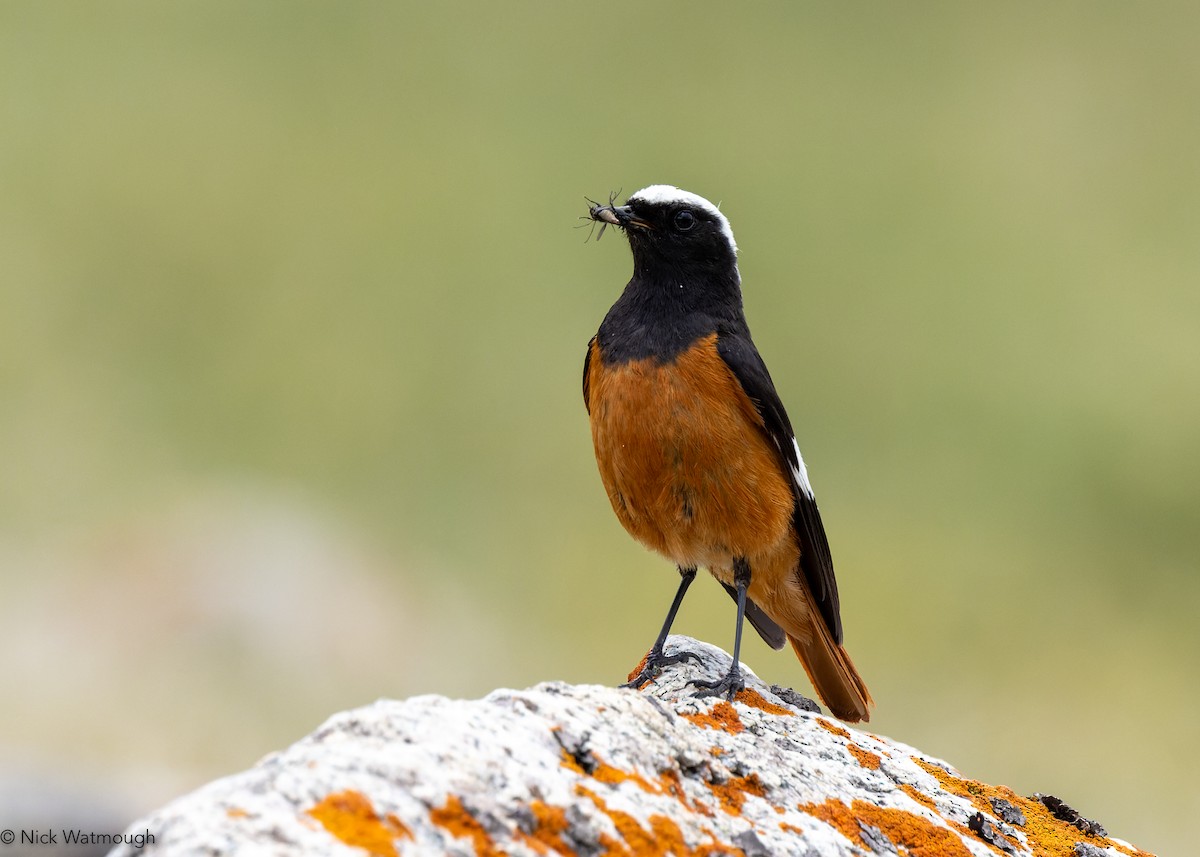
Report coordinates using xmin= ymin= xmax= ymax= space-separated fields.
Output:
xmin=628 ymin=184 xmax=738 ymax=256
xmin=791 ymin=437 xmax=815 ymax=499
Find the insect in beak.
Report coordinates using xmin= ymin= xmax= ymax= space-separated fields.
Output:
xmin=582 ymin=189 xmax=622 ymax=241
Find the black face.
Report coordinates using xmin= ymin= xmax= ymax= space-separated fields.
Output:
xmin=592 ymin=190 xmax=745 ymax=361
xmin=618 ymin=199 xmax=737 ymax=273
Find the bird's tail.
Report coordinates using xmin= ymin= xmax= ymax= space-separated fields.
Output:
xmin=788 ymin=621 xmax=873 ymax=723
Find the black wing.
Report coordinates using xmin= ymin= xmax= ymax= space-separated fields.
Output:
xmin=583 ymin=336 xmax=595 ymax=414
xmin=717 ymin=329 xmax=844 ymax=644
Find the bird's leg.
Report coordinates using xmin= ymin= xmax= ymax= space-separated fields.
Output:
xmin=692 ymin=557 xmax=750 ymax=700
xmin=622 ymin=566 xmax=700 ymax=689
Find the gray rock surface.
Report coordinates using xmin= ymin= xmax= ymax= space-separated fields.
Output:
xmin=109 ymin=636 xmax=1154 ymax=856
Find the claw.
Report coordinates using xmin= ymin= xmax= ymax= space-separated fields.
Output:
xmin=621 ymin=647 xmax=701 ymax=690
xmin=690 ymin=665 xmax=745 ymax=701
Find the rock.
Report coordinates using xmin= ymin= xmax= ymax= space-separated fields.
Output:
xmin=109 ymin=636 xmax=1156 ymax=856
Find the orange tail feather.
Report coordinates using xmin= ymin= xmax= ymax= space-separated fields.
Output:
xmin=788 ymin=624 xmax=873 ymax=723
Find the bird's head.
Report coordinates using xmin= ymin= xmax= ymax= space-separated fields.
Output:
xmin=591 ymin=185 xmax=739 ymax=278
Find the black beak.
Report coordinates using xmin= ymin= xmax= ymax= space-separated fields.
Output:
xmin=589 ymin=203 xmax=652 ymax=231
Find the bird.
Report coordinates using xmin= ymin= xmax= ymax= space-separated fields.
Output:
xmin=581 ymin=184 xmax=873 ymax=722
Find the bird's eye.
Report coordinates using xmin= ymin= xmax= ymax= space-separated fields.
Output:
xmin=674 ymin=209 xmax=696 ymax=231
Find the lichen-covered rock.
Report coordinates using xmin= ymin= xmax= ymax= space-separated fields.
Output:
xmin=110 ymin=637 xmax=1155 ymax=856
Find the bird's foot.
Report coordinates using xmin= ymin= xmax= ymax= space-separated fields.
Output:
xmin=621 ymin=646 xmax=702 ymax=690
xmin=691 ymin=664 xmax=745 ymax=701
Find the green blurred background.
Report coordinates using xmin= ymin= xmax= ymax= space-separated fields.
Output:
xmin=1 ymin=3 xmax=1196 ymax=853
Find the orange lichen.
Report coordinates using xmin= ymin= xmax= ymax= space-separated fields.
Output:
xmin=847 ymin=743 xmax=882 ymax=770
xmin=306 ymin=790 xmax=410 ymax=857
xmin=577 ymin=785 xmax=741 ymax=857
xmin=559 ymin=744 xmax=764 ymax=820
xmin=657 ymin=768 xmax=704 ymax=814
xmin=733 ymin=688 xmax=793 ymax=716
xmin=429 ymin=794 xmax=505 ymax=857
xmin=591 ymin=758 xmax=659 ymax=792
xmin=910 ymin=757 xmax=1155 ymax=857
xmin=385 ymin=816 xmax=411 ymax=840
xmin=225 ymin=807 xmax=250 ymax=819
xmin=626 ymin=652 xmax=652 ymax=686
xmin=946 ymin=817 xmax=1020 ymax=855
xmin=779 ymin=821 xmax=805 ymax=836
xmin=801 ymin=797 xmax=972 ymax=857
xmin=900 ymin=784 xmax=937 ymax=810
xmin=911 ymin=758 xmax=984 ymax=808
xmin=514 ymin=800 xmax=572 ymax=855
xmin=815 ymin=718 xmax=851 ymax=739
xmin=560 ymin=748 xmax=587 ymax=775
xmin=706 ymin=773 xmax=766 ymax=816
xmin=561 ymin=749 xmax=708 ymax=817
xmin=564 ymin=752 xmax=649 ymax=791
xmin=682 ymin=700 xmax=744 ymax=733
xmin=997 ymin=792 xmax=1154 ymax=857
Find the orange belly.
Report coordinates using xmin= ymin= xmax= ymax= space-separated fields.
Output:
xmin=587 ymin=334 xmax=796 ymax=577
